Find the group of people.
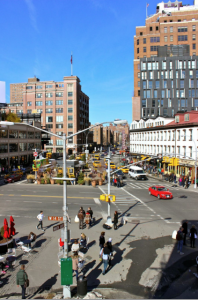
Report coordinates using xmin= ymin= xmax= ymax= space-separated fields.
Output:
xmin=110 ymin=175 xmax=123 ymax=188
xmin=99 ymin=232 xmax=113 ymax=275
xmin=177 ymin=221 xmax=197 ymax=254
xmin=71 ymin=233 xmax=88 ymax=280
xmin=178 ymin=175 xmax=191 ymax=189
xmin=78 ymin=207 xmax=93 ymax=229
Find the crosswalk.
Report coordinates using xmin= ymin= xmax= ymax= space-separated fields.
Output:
xmin=124 ymin=179 xmax=181 ymax=190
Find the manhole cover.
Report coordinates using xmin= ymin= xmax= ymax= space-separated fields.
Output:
xmin=85 ymin=255 xmax=92 ymax=261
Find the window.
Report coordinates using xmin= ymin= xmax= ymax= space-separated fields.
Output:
xmin=162 ymin=61 xmax=166 ymax=70
xmin=192 ymin=61 xmax=196 ymax=69
xmin=170 ymin=26 xmax=173 ymax=32
xmin=27 ymin=102 xmax=32 ymax=106
xmin=68 ymin=108 xmax=73 ymax=113
xmin=150 ymin=46 xmax=158 ymax=51
xmin=56 ymin=124 xmax=63 ymax=128
xmin=138 ymin=72 xmax=140 ymax=78
xmin=161 ymin=100 xmax=163 ymax=107
xmin=143 ymin=81 xmax=146 ymax=89
xmin=190 ymin=79 xmax=194 ymax=88
xmin=163 ymin=109 xmax=168 ymax=116
xmin=150 ymin=27 xmax=152 ymax=31
xmin=68 ymin=92 xmax=73 ymax=97
xmin=36 ymin=93 xmax=42 ymax=98
xmin=163 ymin=80 xmax=167 ymax=88
xmin=9 ymin=143 xmax=18 ymax=152
xmin=26 ymin=86 xmax=33 ymax=89
xmin=138 ymin=81 xmax=140 ymax=87
xmin=46 ymin=93 xmax=53 ymax=98
xmin=36 ymin=85 xmax=42 ymax=89
xmin=36 ymin=101 xmax=42 ymax=106
xmin=193 ymin=34 xmax=196 ymax=40
xmin=68 ymin=116 xmax=73 ymax=121
xmin=9 ymin=130 xmax=18 ymax=138
xmin=170 ymin=35 xmax=173 ymax=41
xmin=138 ymin=90 xmax=140 ymax=96
xmin=137 ymin=39 xmax=139 ymax=45
xmin=164 ymin=36 xmax=168 ymax=42
xmin=68 ymin=132 xmax=73 ymax=143
xmin=150 ymin=37 xmax=160 ymax=43
xmin=181 ymin=70 xmax=185 ymax=79
xmin=56 ymin=92 xmax=63 ymax=97
xmin=68 ymin=123 xmax=73 ymax=128
xmin=19 ymin=131 xmax=27 ymax=139
xmin=56 ymin=100 xmax=63 ymax=105
xmin=137 ymin=48 xmax=139 ymax=54
xmin=46 ymin=85 xmax=53 ymax=88
xmin=56 ymin=108 xmax=63 ymax=113
xmin=56 ymin=140 xmax=63 ymax=146
xmin=37 ymin=109 xmax=43 ymax=113
xmin=152 ymin=100 xmax=155 ymax=107
xmin=143 ymin=47 xmax=146 ymax=52
xmin=46 ymin=108 xmax=53 ymax=113
xmin=161 ymin=90 xmax=165 ymax=98
xmin=164 ymin=27 xmax=167 ymax=33
xmin=56 ymin=116 xmax=63 ymax=122
xmin=140 ymin=32 xmax=143 ymax=35
xmin=184 ymin=114 xmax=189 ymax=121
xmin=178 ymin=27 xmax=187 ymax=32
xmin=154 ymin=90 xmax=157 ymax=98
xmin=147 ymin=90 xmax=151 ymax=98
xmin=155 ymin=81 xmax=160 ymax=88
xmin=56 ymin=132 xmax=63 ymax=136
xmin=28 ymin=132 xmax=34 ymax=139
xmin=148 ymin=81 xmax=152 ymax=89
xmin=46 ymin=116 xmax=53 ymax=122
xmin=178 ymin=35 xmax=188 ymax=41
xmin=142 ymin=100 xmax=146 ymax=107
xmin=156 ymin=26 xmax=159 ymax=30
xmin=46 ymin=101 xmax=53 ymax=106
xmin=68 ymin=100 xmax=73 ymax=105
xmin=143 ymin=38 xmax=146 ymax=44
xmin=195 ymin=99 xmax=198 ymax=107
xmin=180 ymin=80 xmax=184 ymax=88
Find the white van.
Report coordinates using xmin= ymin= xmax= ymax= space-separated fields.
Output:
xmin=129 ymin=166 xmax=147 ymax=180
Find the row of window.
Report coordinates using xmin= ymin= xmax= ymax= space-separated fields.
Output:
xmin=131 ymin=130 xmax=192 ymax=142
xmin=26 ymin=83 xmax=69 ymax=89
xmin=0 ymin=143 xmax=41 ymax=153
xmin=142 ymin=108 xmax=175 ymax=118
xmin=143 ymin=88 xmax=198 ymax=99
xmin=141 ymin=70 xmax=198 ymax=81
xmin=45 ymin=123 xmax=73 ymax=129
xmin=141 ymin=60 xmax=198 ymax=71
xmin=143 ymin=79 xmax=198 ymax=89
xmin=0 ymin=130 xmax=41 ymax=139
xmin=35 ymin=100 xmax=73 ymax=106
xmin=46 ymin=116 xmax=73 ymax=123
xmin=36 ymin=92 xmax=73 ymax=98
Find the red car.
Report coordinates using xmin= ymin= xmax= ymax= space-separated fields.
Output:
xmin=4 ymin=174 xmax=22 ymax=184
xmin=148 ymin=186 xmax=173 ymax=199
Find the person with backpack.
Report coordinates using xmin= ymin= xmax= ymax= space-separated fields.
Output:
xmin=177 ymin=227 xmax=184 ymax=255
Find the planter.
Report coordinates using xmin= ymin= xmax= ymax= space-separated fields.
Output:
xmin=37 ymin=180 xmax=41 ymax=185
xmin=85 ymin=180 xmax=90 ymax=186
xmin=50 ymin=179 xmax=55 ymax=185
xmin=0 ymin=239 xmax=13 ymax=255
xmin=27 ymin=179 xmax=33 ymax=183
xmin=99 ymin=180 xmax=103 ymax=186
xmin=91 ymin=180 xmax=96 ymax=187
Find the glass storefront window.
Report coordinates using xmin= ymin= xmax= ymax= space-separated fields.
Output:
xmin=35 ymin=132 xmax=41 ymax=139
xmin=9 ymin=130 xmax=18 ymax=138
xmin=0 ymin=130 xmax=8 ymax=138
xmin=19 ymin=143 xmax=27 ymax=152
xmin=19 ymin=131 xmax=27 ymax=139
xmin=9 ymin=143 xmax=18 ymax=152
xmin=28 ymin=143 xmax=34 ymax=151
xmin=28 ymin=132 xmax=34 ymax=139
xmin=0 ymin=144 xmax=8 ymax=153
xmin=35 ymin=143 xmax=41 ymax=149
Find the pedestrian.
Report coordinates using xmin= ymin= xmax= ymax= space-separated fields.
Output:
xmin=85 ymin=211 xmax=91 ymax=229
xmin=27 ymin=232 xmax=36 ymax=248
xmin=176 ymin=227 xmax=184 ymax=255
xmin=71 ymin=251 xmax=79 ymax=281
xmin=87 ymin=207 xmax=93 ymax=225
xmin=117 ymin=177 xmax=120 ymax=188
xmin=113 ymin=211 xmax=118 ymax=230
xmin=182 ymin=220 xmax=188 ymax=246
xmin=182 ymin=176 xmax=185 ymax=187
xmin=100 ymin=243 xmax=111 ymax=275
xmin=79 ymin=233 xmax=87 ymax=251
xmin=99 ymin=232 xmax=105 ymax=250
xmin=174 ymin=174 xmax=176 ymax=184
xmin=78 ymin=210 xmax=84 ymax=230
xmin=36 ymin=211 xmax=45 ymax=231
xmin=78 ymin=207 xmax=85 ymax=218
xmin=110 ymin=177 xmax=113 ymax=186
xmin=114 ymin=177 xmax=117 ymax=187
xmin=16 ymin=264 xmax=28 ymax=299
xmin=179 ymin=175 xmax=182 ymax=186
xmin=190 ymin=225 xmax=197 ymax=248
xmin=71 ymin=239 xmax=80 ymax=253
xmin=185 ymin=177 xmax=189 ymax=189
xmin=107 ymin=238 xmax=113 ymax=268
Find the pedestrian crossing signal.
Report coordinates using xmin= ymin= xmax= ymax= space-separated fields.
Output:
xmin=174 ymin=158 xmax=179 ymax=166
xmin=99 ymin=194 xmax=116 ymax=202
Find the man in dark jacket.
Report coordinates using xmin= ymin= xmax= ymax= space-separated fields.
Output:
xmin=78 ymin=207 xmax=85 ymax=217
xmin=78 ymin=210 xmax=84 ymax=229
xmin=16 ymin=265 xmax=28 ymax=299
xmin=182 ymin=220 xmax=188 ymax=245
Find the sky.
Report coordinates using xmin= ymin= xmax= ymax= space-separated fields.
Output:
xmin=0 ymin=0 xmax=193 ymax=125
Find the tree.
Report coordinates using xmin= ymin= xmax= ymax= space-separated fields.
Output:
xmin=6 ymin=112 xmax=21 ymax=123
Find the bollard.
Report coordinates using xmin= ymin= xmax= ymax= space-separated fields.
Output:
xmin=77 ymin=275 xmax=87 ymax=297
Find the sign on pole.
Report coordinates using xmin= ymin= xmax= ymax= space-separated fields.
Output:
xmin=48 ymin=216 xmax=63 ymax=221
xmin=53 ymin=223 xmax=64 ymax=232
xmin=33 ymin=152 xmax=38 ymax=157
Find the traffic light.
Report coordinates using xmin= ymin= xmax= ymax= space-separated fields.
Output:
xmin=174 ymin=158 xmax=179 ymax=167
xmin=169 ymin=158 xmax=174 ymax=166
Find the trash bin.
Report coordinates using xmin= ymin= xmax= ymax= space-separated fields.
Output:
xmin=77 ymin=276 xmax=87 ymax=297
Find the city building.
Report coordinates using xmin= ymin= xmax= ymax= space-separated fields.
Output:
xmin=0 ymin=123 xmax=42 ymax=169
xmin=10 ymin=76 xmax=90 ymax=154
xmin=0 ymin=81 xmax=6 ymax=103
xmin=130 ymin=111 xmax=198 ymax=179
xmin=140 ymin=45 xmax=198 ymax=119
xmin=133 ymin=0 xmax=198 ymax=121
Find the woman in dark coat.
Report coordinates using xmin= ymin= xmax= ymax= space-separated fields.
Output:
xmin=114 ymin=211 xmax=118 ymax=230
xmin=99 ymin=232 xmax=105 ymax=250
xmin=190 ymin=225 xmax=197 ymax=248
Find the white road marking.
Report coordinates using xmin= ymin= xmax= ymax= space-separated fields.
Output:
xmin=16 ymin=180 xmax=27 ymax=184
xmin=94 ymin=198 xmax=101 ymax=205
xmin=52 ymin=202 xmax=58 ymax=203
xmin=23 ymin=201 xmax=42 ymax=203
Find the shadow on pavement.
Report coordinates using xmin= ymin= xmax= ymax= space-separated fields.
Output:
xmin=30 ymin=273 xmax=58 ymax=298
xmin=87 ymin=240 xmax=96 ymax=249
xmin=91 ymin=218 xmax=103 ymax=227
xmin=35 ymin=238 xmax=47 ymax=248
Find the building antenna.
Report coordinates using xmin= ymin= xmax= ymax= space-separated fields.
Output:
xmin=70 ymin=52 xmax=73 ymax=76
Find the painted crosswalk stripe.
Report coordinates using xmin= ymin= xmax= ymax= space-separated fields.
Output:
xmin=128 ymin=183 xmax=142 ymax=189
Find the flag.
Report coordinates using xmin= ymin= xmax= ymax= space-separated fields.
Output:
xmin=147 ymin=3 xmax=149 ymax=7
xmin=70 ymin=54 xmax=72 ymax=64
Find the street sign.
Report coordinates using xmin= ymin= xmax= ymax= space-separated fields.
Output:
xmin=48 ymin=216 xmax=63 ymax=221
xmin=53 ymin=223 xmax=64 ymax=232
xmin=33 ymin=152 xmax=38 ymax=157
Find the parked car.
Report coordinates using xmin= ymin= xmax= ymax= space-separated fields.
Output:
xmin=129 ymin=166 xmax=147 ymax=180
xmin=148 ymin=186 xmax=173 ymax=199
xmin=4 ymin=174 xmax=22 ymax=184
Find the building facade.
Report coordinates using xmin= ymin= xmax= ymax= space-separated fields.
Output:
xmin=133 ymin=0 xmax=198 ymax=121
xmin=130 ymin=111 xmax=198 ymax=178
xmin=10 ymin=76 xmax=90 ymax=154
xmin=140 ymin=46 xmax=198 ymax=119
xmin=0 ymin=81 xmax=6 ymax=103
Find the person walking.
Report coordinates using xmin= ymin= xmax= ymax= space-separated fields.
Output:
xmin=114 ymin=177 xmax=117 ymax=187
xmin=84 ymin=211 xmax=91 ymax=229
xmin=190 ymin=225 xmax=197 ymax=248
xmin=107 ymin=238 xmax=113 ymax=268
xmin=113 ymin=211 xmax=118 ymax=230
xmin=71 ymin=251 xmax=79 ymax=281
xmin=174 ymin=174 xmax=176 ymax=184
xmin=179 ymin=175 xmax=182 ymax=186
xmin=177 ymin=227 xmax=184 ymax=255
xmin=78 ymin=207 xmax=85 ymax=218
xmin=182 ymin=220 xmax=188 ymax=246
xmin=100 ymin=243 xmax=111 ymax=275
xmin=184 ymin=177 xmax=189 ymax=189
xmin=117 ymin=177 xmax=120 ymax=188
xmin=36 ymin=211 xmax=45 ymax=231
xmin=27 ymin=232 xmax=37 ymax=248
xmin=87 ymin=207 xmax=93 ymax=225
xmin=78 ymin=210 xmax=84 ymax=230
xmin=99 ymin=232 xmax=105 ymax=250
xmin=16 ymin=265 xmax=28 ymax=299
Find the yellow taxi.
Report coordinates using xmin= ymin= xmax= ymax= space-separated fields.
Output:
xmin=14 ymin=170 xmax=23 ymax=176
xmin=93 ymin=161 xmax=101 ymax=168
xmin=58 ymin=167 xmax=63 ymax=175
xmin=104 ymin=159 xmax=108 ymax=166
xmin=117 ymin=166 xmax=129 ymax=174
xmin=76 ymin=155 xmax=81 ymax=160
xmin=94 ymin=154 xmax=100 ymax=160
xmin=110 ymin=162 xmax=116 ymax=169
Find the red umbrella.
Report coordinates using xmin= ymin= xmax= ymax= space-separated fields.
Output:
xmin=3 ymin=218 xmax=10 ymax=239
xmin=9 ymin=216 xmax=15 ymax=237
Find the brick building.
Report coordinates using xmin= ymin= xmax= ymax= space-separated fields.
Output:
xmin=10 ymin=76 xmax=89 ymax=154
xmin=133 ymin=0 xmax=198 ymax=121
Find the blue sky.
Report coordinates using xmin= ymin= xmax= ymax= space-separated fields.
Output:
xmin=0 ymin=0 xmax=192 ymax=124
